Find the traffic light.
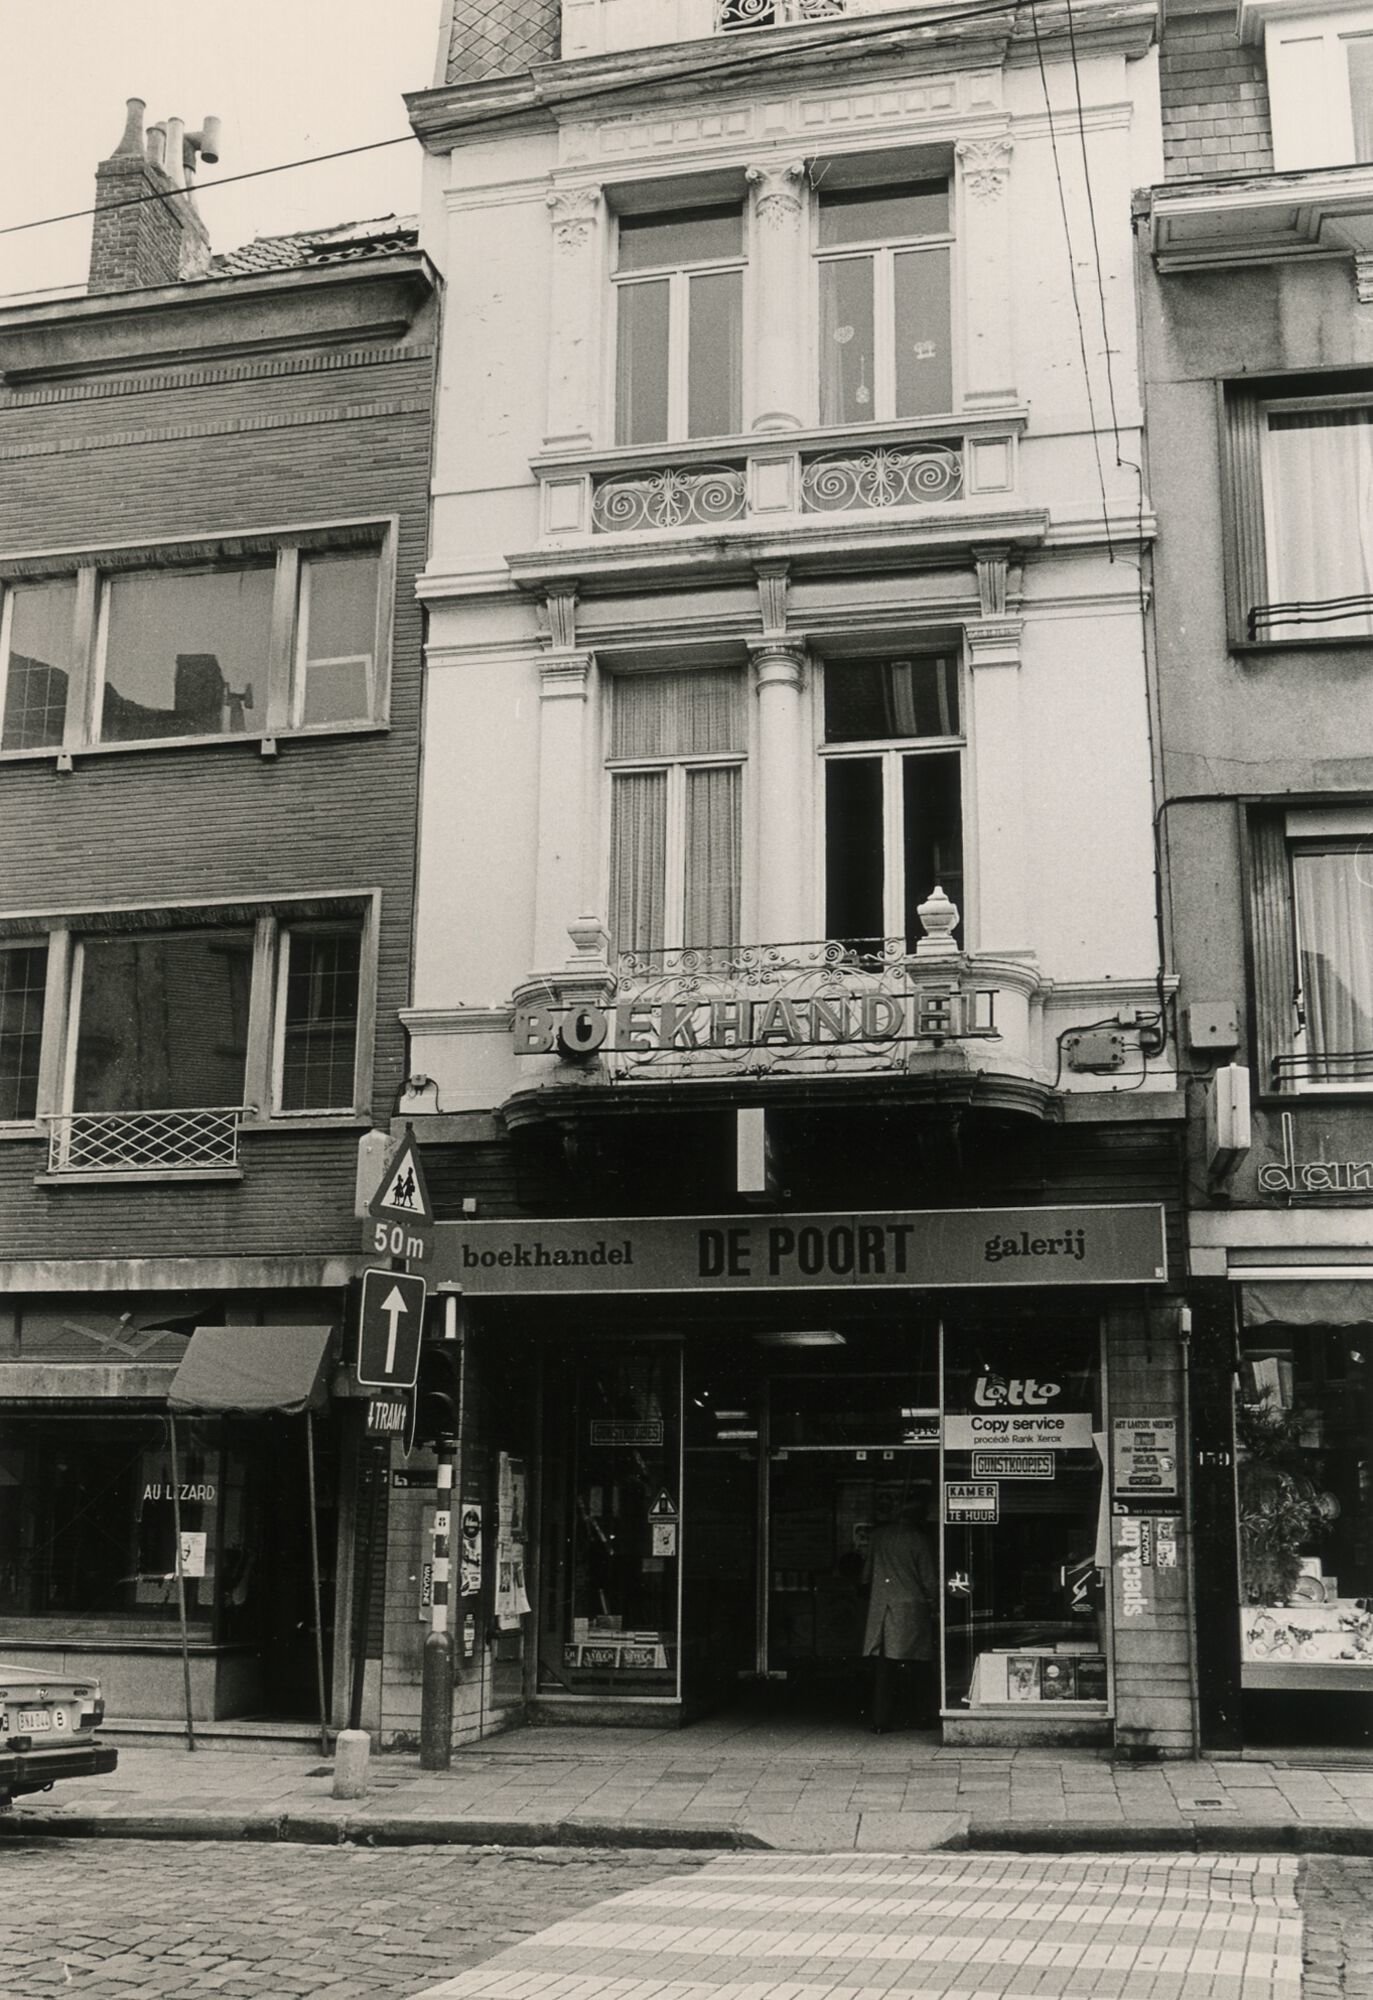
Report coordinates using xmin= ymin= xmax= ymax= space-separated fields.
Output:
xmin=415 ymin=1339 xmax=463 ymax=1447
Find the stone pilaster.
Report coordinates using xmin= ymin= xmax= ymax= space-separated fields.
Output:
xmin=750 ymin=638 xmax=808 ymax=942
xmin=545 ymin=185 xmax=604 ymax=450
xmin=746 ymin=161 xmax=808 ymax=432
xmin=956 ymin=136 xmax=1017 ymax=410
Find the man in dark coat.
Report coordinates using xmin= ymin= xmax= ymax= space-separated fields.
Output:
xmin=863 ymin=1500 xmax=939 ymax=1732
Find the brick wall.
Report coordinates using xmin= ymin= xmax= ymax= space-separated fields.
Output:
xmin=1160 ymin=8 xmax=1273 ymax=178
xmin=0 ymin=305 xmax=437 ymax=1266
xmin=89 ymin=154 xmax=190 ymax=292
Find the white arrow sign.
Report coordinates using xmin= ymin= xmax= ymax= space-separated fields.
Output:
xmin=381 ymin=1285 xmax=410 ymax=1375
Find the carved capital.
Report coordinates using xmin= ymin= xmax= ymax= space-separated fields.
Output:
xmin=1355 ymin=253 xmax=1373 ymax=304
xmin=965 ymin=617 xmax=1023 ymax=670
xmin=746 ymin=160 xmax=806 ymax=231
xmin=547 ymin=185 xmax=602 ymax=253
xmin=749 ymin=637 xmax=806 ymax=693
xmin=957 ymin=136 xmax=1013 ymax=203
xmin=539 ymin=653 xmax=593 ymax=700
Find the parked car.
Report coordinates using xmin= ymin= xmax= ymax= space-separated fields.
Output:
xmin=0 ymin=1664 xmax=117 ymax=1806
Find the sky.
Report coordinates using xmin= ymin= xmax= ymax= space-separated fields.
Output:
xmin=0 ymin=0 xmax=443 ymax=298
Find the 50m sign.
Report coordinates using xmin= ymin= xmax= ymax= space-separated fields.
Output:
xmin=369 ymin=1216 xmax=431 ymax=1262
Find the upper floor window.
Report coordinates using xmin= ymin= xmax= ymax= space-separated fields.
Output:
xmin=607 ymin=668 xmax=746 ymax=960
xmin=0 ymin=526 xmax=389 ymax=757
xmin=1249 ymin=807 xmax=1373 ymax=1091
xmin=1245 ymin=0 xmax=1373 ymax=167
xmin=614 ymin=207 xmax=745 ymax=446
xmin=816 ymin=180 xmax=952 ymax=426
xmin=821 ymin=653 xmax=963 ymax=951
xmin=0 ymin=941 xmax=47 ymax=1122
xmin=1225 ymin=381 xmax=1373 ymax=641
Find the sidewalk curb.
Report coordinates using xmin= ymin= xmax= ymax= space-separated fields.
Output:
xmin=5 ymin=1807 xmax=1373 ymax=1855
xmin=0 ymin=1810 xmax=767 ymax=1851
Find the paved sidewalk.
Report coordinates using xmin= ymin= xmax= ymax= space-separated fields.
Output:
xmin=9 ymin=1719 xmax=1373 ymax=1852
xmin=411 ymin=1851 xmax=1304 ymax=2000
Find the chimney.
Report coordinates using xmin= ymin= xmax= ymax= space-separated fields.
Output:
xmin=88 ymin=98 xmax=219 ymax=294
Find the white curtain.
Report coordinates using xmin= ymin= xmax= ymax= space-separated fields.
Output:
xmin=1265 ymin=409 xmax=1373 ymax=638
xmin=1293 ymin=849 xmax=1373 ymax=1079
xmin=684 ymin=766 xmax=741 ymax=952
xmin=611 ymin=669 xmax=744 ymax=759
xmin=609 ymin=771 xmax=667 ymax=959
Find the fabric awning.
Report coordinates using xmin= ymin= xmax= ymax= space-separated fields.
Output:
xmin=167 ymin=1324 xmax=334 ymax=1415
xmin=1240 ymin=1280 xmax=1373 ymax=1328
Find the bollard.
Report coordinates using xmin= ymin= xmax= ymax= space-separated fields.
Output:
xmin=420 ymin=1627 xmax=455 ymax=1770
xmin=332 ymin=1726 xmax=371 ymax=1799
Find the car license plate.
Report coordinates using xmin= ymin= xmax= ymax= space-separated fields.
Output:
xmin=16 ymin=1709 xmax=53 ymax=1732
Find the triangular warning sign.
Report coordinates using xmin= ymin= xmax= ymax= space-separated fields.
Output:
xmin=368 ymin=1130 xmax=433 ymax=1225
xmin=648 ymin=1488 xmax=678 ymax=1519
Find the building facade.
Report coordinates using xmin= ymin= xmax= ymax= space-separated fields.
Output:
xmin=0 ymin=103 xmax=438 ymax=1738
xmin=404 ymin=0 xmax=1196 ymax=1749
xmin=1140 ymin=0 xmax=1373 ymax=1750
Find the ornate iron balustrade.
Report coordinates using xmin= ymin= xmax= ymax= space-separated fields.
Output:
xmin=48 ymin=1106 xmax=246 ymax=1175
xmin=801 ymin=441 xmax=963 ymax=512
xmin=591 ymin=463 xmax=747 ymax=534
xmin=608 ymin=936 xmax=997 ymax=1081
xmin=717 ymin=0 xmax=846 ymax=26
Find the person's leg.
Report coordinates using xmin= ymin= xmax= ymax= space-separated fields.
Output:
xmin=871 ymin=1649 xmax=895 ymax=1732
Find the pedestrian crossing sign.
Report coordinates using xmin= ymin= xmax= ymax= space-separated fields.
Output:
xmin=369 ymin=1130 xmax=433 ymax=1225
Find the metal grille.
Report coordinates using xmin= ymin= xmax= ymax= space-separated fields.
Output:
xmin=717 ymin=0 xmax=847 ymax=28
xmin=48 ymin=1107 xmax=245 ymax=1175
xmin=446 ymin=0 xmax=559 ymax=83
xmin=802 ymin=442 xmax=963 ymax=512
xmin=592 ymin=464 xmax=747 ymax=534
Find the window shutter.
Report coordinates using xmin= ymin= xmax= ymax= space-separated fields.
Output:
xmin=1247 ymin=811 xmax=1297 ymax=1091
xmin=1221 ymin=389 xmax=1267 ymax=641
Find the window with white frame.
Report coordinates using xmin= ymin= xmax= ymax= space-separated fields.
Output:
xmin=607 ymin=669 xmax=746 ymax=961
xmin=0 ymin=529 xmax=388 ymax=756
xmin=613 ymin=207 xmax=745 ymax=446
xmin=1248 ymin=0 xmax=1373 ymax=168
xmin=821 ymin=654 xmax=963 ymax=950
xmin=816 ymin=180 xmax=953 ymax=426
xmin=1225 ymin=383 xmax=1373 ymax=641
xmin=274 ymin=921 xmax=363 ymax=1112
xmin=0 ymin=940 xmax=48 ymax=1122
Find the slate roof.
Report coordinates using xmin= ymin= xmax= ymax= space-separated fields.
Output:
xmin=210 ymin=215 xmax=419 ymax=277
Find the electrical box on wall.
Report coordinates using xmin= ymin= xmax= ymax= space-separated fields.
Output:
xmin=1063 ymin=1029 xmax=1127 ymax=1073
xmin=1187 ymin=1002 xmax=1240 ymax=1051
xmin=1205 ymin=1062 xmax=1251 ymax=1176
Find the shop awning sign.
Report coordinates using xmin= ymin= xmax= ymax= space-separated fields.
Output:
xmin=430 ymin=1204 xmax=1167 ymax=1295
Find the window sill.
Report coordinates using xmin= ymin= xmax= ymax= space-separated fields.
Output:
xmin=34 ymin=1167 xmax=245 ymax=1187
xmin=0 ymin=720 xmax=389 ymax=765
xmin=0 ymin=1123 xmax=42 ymax=1143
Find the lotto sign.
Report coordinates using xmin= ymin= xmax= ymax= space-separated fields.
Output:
xmin=355 ymin=1268 xmax=427 ymax=1390
xmin=364 ymin=1131 xmax=434 ymax=1265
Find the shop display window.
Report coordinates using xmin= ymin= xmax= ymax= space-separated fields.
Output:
xmin=940 ymin=1321 xmax=1109 ymax=1713
xmin=539 ymin=1344 xmax=682 ymax=1696
xmin=1237 ymin=1327 xmax=1373 ymax=1686
xmin=0 ymin=1415 xmax=221 ymax=1627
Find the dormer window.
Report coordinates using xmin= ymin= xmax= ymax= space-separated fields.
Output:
xmin=1241 ymin=0 xmax=1373 ymax=168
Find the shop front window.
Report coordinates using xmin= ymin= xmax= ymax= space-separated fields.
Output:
xmin=941 ymin=1321 xmax=1109 ymax=1713
xmin=0 ymin=1415 xmax=221 ymax=1626
xmin=1237 ymin=1324 xmax=1373 ymax=1698
xmin=539 ymin=1344 xmax=682 ymax=1696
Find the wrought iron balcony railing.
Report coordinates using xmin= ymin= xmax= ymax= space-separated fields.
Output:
xmin=591 ymin=462 xmax=747 ymax=533
xmin=47 ymin=1105 xmax=247 ymax=1175
xmin=801 ymin=440 xmax=963 ymax=512
xmin=718 ymin=0 xmax=847 ymax=26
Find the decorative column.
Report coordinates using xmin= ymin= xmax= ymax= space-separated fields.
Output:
xmin=532 ymin=587 xmax=595 ymax=969
xmin=955 ymin=136 xmax=1016 ymax=410
xmin=544 ymin=185 xmax=604 ymax=451
xmin=750 ymin=636 xmax=808 ymax=944
xmin=965 ymin=550 xmax=1027 ymax=952
xmin=745 ymin=161 xmax=808 ymax=433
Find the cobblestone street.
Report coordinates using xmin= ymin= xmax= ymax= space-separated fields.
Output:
xmin=0 ymin=1841 xmax=705 ymax=2000
xmin=0 ymin=1840 xmax=1367 ymax=1998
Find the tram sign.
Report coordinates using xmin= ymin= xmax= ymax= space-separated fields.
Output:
xmin=430 ymin=1204 xmax=1167 ymax=1295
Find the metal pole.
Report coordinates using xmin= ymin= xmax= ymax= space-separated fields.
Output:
xmin=168 ymin=1416 xmax=196 ymax=1753
xmin=420 ymin=1291 xmax=462 ymax=1769
xmin=348 ymin=1437 xmax=385 ymax=1733
xmin=305 ymin=1414 xmax=329 ymax=1758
